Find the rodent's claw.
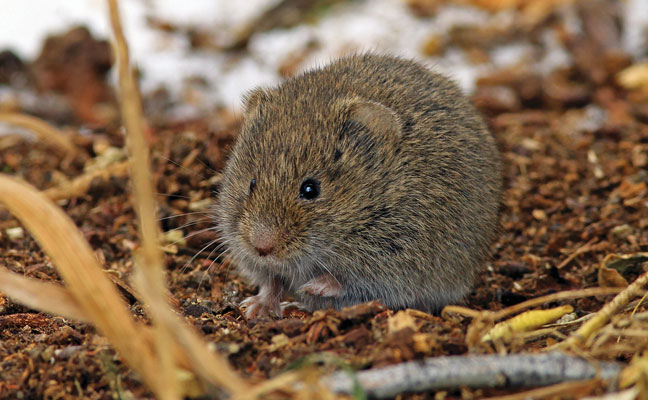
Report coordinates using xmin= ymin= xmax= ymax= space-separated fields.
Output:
xmin=241 ymin=295 xmax=281 ymax=319
xmin=299 ymin=274 xmax=343 ymax=297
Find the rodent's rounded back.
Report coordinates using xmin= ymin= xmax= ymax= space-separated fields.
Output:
xmin=218 ymin=54 xmax=501 ymax=312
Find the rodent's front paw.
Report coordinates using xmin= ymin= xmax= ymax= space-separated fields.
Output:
xmin=299 ymin=274 xmax=344 ymax=297
xmin=241 ymin=295 xmax=281 ymax=319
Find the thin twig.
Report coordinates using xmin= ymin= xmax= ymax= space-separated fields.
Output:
xmin=0 ymin=176 xmax=160 ymax=391
xmin=44 ymin=160 xmax=129 ymax=201
xmin=0 ymin=112 xmax=76 ymax=153
xmin=107 ymin=1 xmax=178 ymax=398
xmin=490 ymin=287 xmax=623 ymax=321
xmin=557 ymin=238 xmax=597 ymax=269
xmin=564 ymin=271 xmax=648 ymax=349
xmin=0 ymin=267 xmax=89 ymax=321
xmin=324 ymin=353 xmax=622 ymax=398
xmin=107 ymin=0 xmax=247 ymax=397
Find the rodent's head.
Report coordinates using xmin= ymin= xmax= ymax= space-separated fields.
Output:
xmin=217 ymin=80 xmax=402 ymax=277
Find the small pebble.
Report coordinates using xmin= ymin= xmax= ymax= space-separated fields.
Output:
xmin=6 ymin=226 xmax=24 ymax=240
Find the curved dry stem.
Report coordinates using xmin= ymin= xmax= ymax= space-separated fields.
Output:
xmin=441 ymin=305 xmax=485 ymax=320
xmin=44 ymin=160 xmax=130 ymax=201
xmin=565 ymin=271 xmax=648 ymax=349
xmin=0 ymin=267 xmax=89 ymax=322
xmin=0 ymin=175 xmax=161 ymax=390
xmin=490 ymin=287 xmax=623 ymax=321
xmin=108 ymin=1 xmax=185 ymax=397
xmin=0 ymin=112 xmax=76 ymax=153
xmin=443 ymin=288 xmax=622 ymax=324
xmin=107 ymin=0 xmax=247 ymax=396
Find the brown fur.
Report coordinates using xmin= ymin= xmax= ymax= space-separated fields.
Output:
xmin=217 ymin=54 xmax=502 ymax=317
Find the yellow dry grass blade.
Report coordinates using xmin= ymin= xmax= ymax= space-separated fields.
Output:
xmin=107 ymin=0 xmax=177 ymax=396
xmin=0 ymin=112 xmax=76 ymax=154
xmin=565 ymin=270 xmax=648 ymax=349
xmin=0 ymin=267 xmax=89 ymax=322
xmin=107 ymin=0 xmax=247 ymax=397
xmin=619 ymin=354 xmax=648 ymax=390
xmin=0 ymin=175 xmax=161 ymax=391
xmin=482 ymin=305 xmax=574 ymax=342
xmin=442 ymin=287 xmax=622 ymax=322
xmin=618 ymin=62 xmax=648 ymax=93
xmin=44 ymin=160 xmax=130 ymax=201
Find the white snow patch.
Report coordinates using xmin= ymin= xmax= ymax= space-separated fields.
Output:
xmin=1 ymin=0 xmax=647 ymax=114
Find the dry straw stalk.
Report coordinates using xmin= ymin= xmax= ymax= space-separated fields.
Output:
xmin=0 ymin=175 xmax=161 ymax=390
xmin=0 ymin=267 xmax=89 ymax=322
xmin=107 ymin=0 xmax=247 ymax=397
xmin=44 ymin=160 xmax=130 ymax=201
xmin=0 ymin=112 xmax=76 ymax=153
xmin=107 ymin=0 xmax=178 ymax=397
xmin=565 ymin=270 xmax=648 ymax=348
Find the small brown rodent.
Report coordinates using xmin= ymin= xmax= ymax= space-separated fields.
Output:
xmin=217 ymin=54 xmax=501 ymax=318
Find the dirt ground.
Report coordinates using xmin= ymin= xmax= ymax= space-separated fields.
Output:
xmin=0 ymin=0 xmax=647 ymax=399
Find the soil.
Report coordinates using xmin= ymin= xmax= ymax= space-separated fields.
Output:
xmin=0 ymin=1 xmax=647 ymax=399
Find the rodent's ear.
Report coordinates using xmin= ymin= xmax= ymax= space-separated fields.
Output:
xmin=345 ymin=99 xmax=402 ymax=141
xmin=242 ymin=88 xmax=268 ymax=114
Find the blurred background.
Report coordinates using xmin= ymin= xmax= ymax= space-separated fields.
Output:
xmin=1 ymin=0 xmax=647 ymax=125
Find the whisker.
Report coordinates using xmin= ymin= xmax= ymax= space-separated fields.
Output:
xmin=165 ymin=218 xmax=213 ymax=233
xmin=197 ymin=241 xmax=235 ymax=291
xmin=206 ymin=237 xmax=245 ymax=283
xmin=194 ymin=155 xmax=219 ymax=174
xmin=156 ymin=192 xmax=192 ymax=199
xmin=175 ymin=237 xmax=222 ymax=282
xmin=157 ymin=211 xmax=212 ymax=221
xmin=156 ymin=155 xmax=193 ymax=173
xmin=167 ymin=226 xmax=219 ymax=247
xmin=303 ymin=250 xmax=341 ymax=289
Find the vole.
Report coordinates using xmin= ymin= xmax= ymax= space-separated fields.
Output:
xmin=217 ymin=54 xmax=501 ymax=318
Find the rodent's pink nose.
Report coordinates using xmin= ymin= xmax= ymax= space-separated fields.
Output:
xmin=250 ymin=231 xmax=276 ymax=257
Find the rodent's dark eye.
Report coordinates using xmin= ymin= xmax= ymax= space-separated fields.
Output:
xmin=249 ymin=178 xmax=256 ymax=195
xmin=299 ymin=178 xmax=320 ymax=200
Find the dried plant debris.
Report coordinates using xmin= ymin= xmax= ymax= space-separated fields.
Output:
xmin=0 ymin=0 xmax=647 ymax=398
xmin=325 ymin=353 xmax=622 ymax=398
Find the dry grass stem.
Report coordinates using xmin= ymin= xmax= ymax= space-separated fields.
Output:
xmin=108 ymin=0 xmax=183 ymax=396
xmin=0 ymin=112 xmax=76 ymax=153
xmin=0 ymin=175 xmax=161 ymax=390
xmin=444 ymin=288 xmax=625 ymax=351
xmin=631 ymin=291 xmax=648 ymax=317
xmin=490 ymin=287 xmax=623 ymax=321
xmin=0 ymin=267 xmax=89 ymax=322
xmin=482 ymin=305 xmax=573 ymax=342
xmin=442 ymin=287 xmax=624 ymax=349
xmin=590 ymin=345 xmax=648 ymax=358
xmin=235 ymin=373 xmax=300 ymax=400
xmin=44 ymin=160 xmax=129 ymax=201
xmin=565 ymin=270 xmax=648 ymax=349
xmin=619 ymin=356 xmax=648 ymax=390
xmin=545 ymin=312 xmax=595 ymax=329
xmin=514 ymin=326 xmax=565 ymax=342
xmin=405 ymin=308 xmax=438 ymax=321
xmin=443 ymin=288 xmax=621 ymax=325
xmin=441 ymin=305 xmax=484 ymax=319
xmin=557 ymin=238 xmax=597 ymax=269
xmin=131 ymin=263 xmax=248 ymax=395
xmin=107 ymin=0 xmax=246 ymax=397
